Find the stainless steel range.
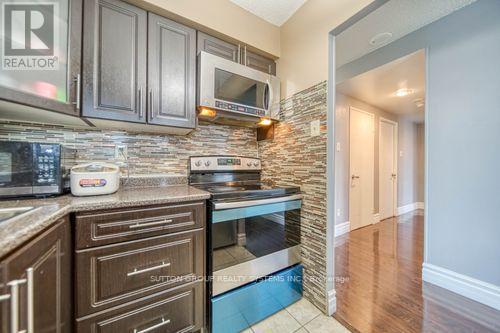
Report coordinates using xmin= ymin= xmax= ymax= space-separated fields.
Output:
xmin=189 ymin=155 xmax=303 ymax=333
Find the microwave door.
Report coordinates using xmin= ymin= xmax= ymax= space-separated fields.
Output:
xmin=0 ymin=142 xmax=33 ymax=194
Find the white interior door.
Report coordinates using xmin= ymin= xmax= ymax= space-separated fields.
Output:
xmin=379 ymin=118 xmax=398 ymax=220
xmin=349 ymin=107 xmax=374 ymax=231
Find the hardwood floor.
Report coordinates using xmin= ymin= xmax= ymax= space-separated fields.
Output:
xmin=333 ymin=210 xmax=500 ymax=333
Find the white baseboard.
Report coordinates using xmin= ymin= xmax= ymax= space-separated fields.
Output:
xmin=373 ymin=213 xmax=380 ymax=224
xmin=397 ymin=202 xmax=425 ymax=215
xmin=422 ymin=263 xmax=500 ymax=311
xmin=335 ymin=221 xmax=350 ymax=237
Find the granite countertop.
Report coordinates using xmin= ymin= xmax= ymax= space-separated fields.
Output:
xmin=0 ymin=185 xmax=210 ymax=258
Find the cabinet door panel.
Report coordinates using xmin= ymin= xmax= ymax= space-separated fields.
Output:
xmin=244 ymin=50 xmax=276 ymax=75
xmin=197 ymin=32 xmax=239 ymax=62
xmin=148 ymin=13 xmax=196 ymax=128
xmin=0 ymin=0 xmax=82 ymax=115
xmin=1 ymin=218 xmax=71 ymax=333
xmin=82 ymin=0 xmax=147 ymax=122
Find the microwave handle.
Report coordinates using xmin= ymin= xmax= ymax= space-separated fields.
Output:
xmin=263 ymin=83 xmax=269 ymax=111
xmin=266 ymin=81 xmax=273 ymax=114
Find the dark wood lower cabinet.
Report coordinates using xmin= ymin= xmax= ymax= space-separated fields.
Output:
xmin=75 ymin=228 xmax=204 ymax=316
xmin=0 ymin=217 xmax=72 ymax=333
xmin=75 ymin=201 xmax=206 ymax=332
xmin=76 ymin=282 xmax=204 ymax=333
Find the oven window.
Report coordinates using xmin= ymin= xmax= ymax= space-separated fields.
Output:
xmin=212 ymin=209 xmax=301 ymax=272
xmin=214 ymin=69 xmax=266 ymax=109
xmin=0 ymin=152 xmax=12 ymax=183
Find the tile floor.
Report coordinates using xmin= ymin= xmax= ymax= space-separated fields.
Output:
xmin=240 ymin=298 xmax=351 ymax=333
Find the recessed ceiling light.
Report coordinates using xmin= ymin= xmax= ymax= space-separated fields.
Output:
xmin=394 ymin=88 xmax=414 ymax=97
xmin=369 ymin=32 xmax=393 ymax=46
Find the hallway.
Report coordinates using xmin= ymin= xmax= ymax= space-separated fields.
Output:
xmin=333 ymin=211 xmax=500 ymax=333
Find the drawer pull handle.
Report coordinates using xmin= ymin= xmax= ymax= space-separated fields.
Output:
xmin=129 ymin=219 xmax=173 ymax=229
xmin=127 ymin=261 xmax=171 ymax=277
xmin=8 ymin=278 xmax=26 ymax=333
xmin=134 ymin=317 xmax=171 ymax=333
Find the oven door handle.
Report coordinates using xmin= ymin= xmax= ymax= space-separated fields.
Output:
xmin=213 ymin=194 xmax=302 ymax=210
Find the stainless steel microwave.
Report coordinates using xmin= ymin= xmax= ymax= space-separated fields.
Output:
xmin=197 ymin=51 xmax=280 ymax=123
xmin=0 ymin=141 xmax=74 ymax=198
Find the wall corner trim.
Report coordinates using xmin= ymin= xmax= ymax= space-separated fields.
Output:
xmin=327 ymin=288 xmax=337 ymax=315
xmin=422 ymin=263 xmax=500 ymax=311
xmin=335 ymin=221 xmax=350 ymax=237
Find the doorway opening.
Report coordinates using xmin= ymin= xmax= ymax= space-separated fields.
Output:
xmin=335 ymin=49 xmax=425 ymax=236
xmin=333 ymin=49 xmax=428 ymax=331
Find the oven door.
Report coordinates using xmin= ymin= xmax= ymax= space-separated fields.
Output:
xmin=210 ymin=194 xmax=302 ymax=296
xmin=0 ymin=142 xmax=34 ymax=196
xmin=198 ymin=51 xmax=280 ymax=119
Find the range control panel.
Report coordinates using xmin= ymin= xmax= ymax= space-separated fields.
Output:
xmin=190 ymin=156 xmax=261 ymax=172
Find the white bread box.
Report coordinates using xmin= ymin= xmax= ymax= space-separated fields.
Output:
xmin=70 ymin=163 xmax=120 ymax=196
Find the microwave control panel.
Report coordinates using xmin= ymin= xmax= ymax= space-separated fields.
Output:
xmin=215 ymin=101 xmax=266 ymax=117
xmin=33 ymin=143 xmax=61 ymax=186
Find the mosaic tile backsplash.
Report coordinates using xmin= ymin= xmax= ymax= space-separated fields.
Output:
xmin=0 ymin=121 xmax=258 ymax=175
xmin=258 ymin=81 xmax=328 ymax=312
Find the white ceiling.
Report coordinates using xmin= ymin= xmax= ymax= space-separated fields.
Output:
xmin=335 ymin=0 xmax=477 ymax=67
xmin=337 ymin=50 xmax=425 ymax=122
xmin=229 ymin=0 xmax=308 ymax=26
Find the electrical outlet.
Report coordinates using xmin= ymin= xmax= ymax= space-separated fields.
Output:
xmin=115 ymin=145 xmax=128 ymax=161
xmin=310 ymin=120 xmax=320 ymax=137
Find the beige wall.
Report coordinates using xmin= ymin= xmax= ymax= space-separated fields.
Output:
xmin=129 ymin=0 xmax=280 ymax=57
xmin=278 ymin=0 xmax=372 ymax=98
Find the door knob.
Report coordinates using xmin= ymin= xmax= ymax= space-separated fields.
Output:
xmin=351 ymin=174 xmax=360 ymax=180
xmin=391 ymin=173 xmax=397 ymax=179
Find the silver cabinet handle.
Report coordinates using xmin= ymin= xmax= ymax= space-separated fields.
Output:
xmin=149 ymin=89 xmax=154 ymax=120
xmin=127 ymin=261 xmax=171 ymax=277
xmin=8 ymin=278 xmax=26 ymax=333
xmin=0 ymin=294 xmax=10 ymax=302
xmin=73 ymin=74 xmax=81 ymax=110
xmin=244 ymin=45 xmax=247 ymax=65
xmin=138 ymin=87 xmax=143 ymax=118
xmin=237 ymin=44 xmax=241 ymax=63
xmin=134 ymin=318 xmax=171 ymax=333
xmin=129 ymin=219 xmax=173 ymax=229
xmin=26 ymin=268 xmax=34 ymax=333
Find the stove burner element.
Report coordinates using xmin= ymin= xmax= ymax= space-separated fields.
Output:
xmin=208 ymin=186 xmax=246 ymax=193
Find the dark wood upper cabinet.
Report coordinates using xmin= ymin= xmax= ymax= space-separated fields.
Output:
xmin=197 ymin=32 xmax=240 ymax=62
xmin=82 ymin=0 xmax=147 ymax=123
xmin=148 ymin=14 xmax=196 ymax=129
xmin=0 ymin=0 xmax=83 ymax=116
xmin=244 ymin=49 xmax=277 ymax=75
xmin=1 ymin=218 xmax=72 ymax=333
xmin=197 ymin=32 xmax=276 ymax=75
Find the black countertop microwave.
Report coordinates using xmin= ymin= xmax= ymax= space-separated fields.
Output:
xmin=0 ymin=141 xmax=75 ymax=198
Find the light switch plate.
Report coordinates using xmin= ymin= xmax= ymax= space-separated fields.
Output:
xmin=311 ymin=120 xmax=320 ymax=137
xmin=336 ymin=142 xmax=341 ymax=152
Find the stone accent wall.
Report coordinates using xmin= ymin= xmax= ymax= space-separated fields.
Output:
xmin=0 ymin=121 xmax=258 ymax=175
xmin=258 ymin=81 xmax=328 ymax=311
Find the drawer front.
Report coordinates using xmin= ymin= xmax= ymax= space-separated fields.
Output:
xmin=77 ymin=282 xmax=204 ymax=333
xmin=76 ymin=229 xmax=204 ymax=316
xmin=76 ymin=201 xmax=205 ymax=249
